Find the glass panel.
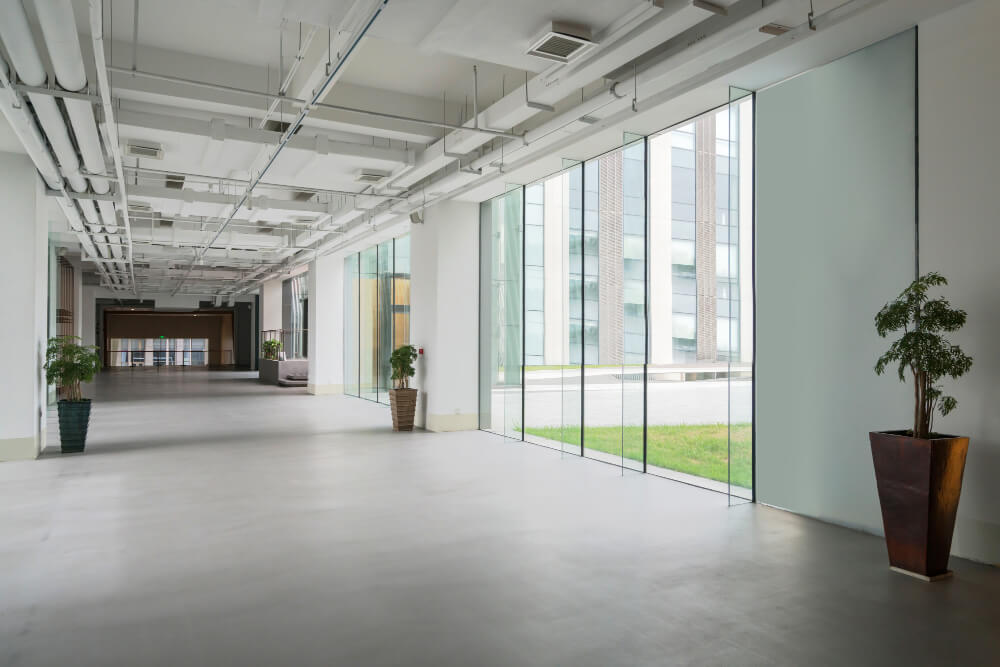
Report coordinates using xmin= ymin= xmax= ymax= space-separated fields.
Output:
xmin=578 ymin=142 xmax=646 ymax=472
xmin=728 ymin=86 xmax=754 ymax=504
xmin=392 ymin=235 xmax=411 ymax=351
xmin=359 ymin=246 xmax=378 ymax=401
xmin=344 ymin=254 xmax=360 ymax=396
xmin=522 ymin=168 xmax=582 ymax=455
xmin=646 ymin=102 xmax=754 ymax=494
xmin=478 ymin=188 xmax=523 ymax=438
xmin=377 ymin=240 xmax=393 ymax=404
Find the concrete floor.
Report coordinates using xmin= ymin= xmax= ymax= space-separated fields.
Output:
xmin=1 ymin=369 xmax=998 ymax=666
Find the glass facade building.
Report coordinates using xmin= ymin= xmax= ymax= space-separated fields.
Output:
xmin=479 ymin=98 xmax=754 ymax=499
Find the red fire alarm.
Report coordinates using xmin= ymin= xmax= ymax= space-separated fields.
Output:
xmin=418 ymin=348 xmax=424 ymax=355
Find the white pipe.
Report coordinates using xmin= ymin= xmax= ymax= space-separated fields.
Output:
xmin=35 ymin=0 xmax=112 ymax=195
xmin=0 ymin=1 xmax=90 ymax=192
xmin=0 ymin=60 xmax=62 ymax=190
xmin=89 ymin=0 xmax=137 ymax=294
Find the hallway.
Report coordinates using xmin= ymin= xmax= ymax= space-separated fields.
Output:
xmin=1 ymin=372 xmax=998 ymax=666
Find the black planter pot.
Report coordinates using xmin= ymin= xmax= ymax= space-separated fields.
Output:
xmin=57 ymin=399 xmax=92 ymax=453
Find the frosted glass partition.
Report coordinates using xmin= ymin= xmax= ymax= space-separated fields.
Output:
xmin=755 ymin=31 xmax=915 ymax=524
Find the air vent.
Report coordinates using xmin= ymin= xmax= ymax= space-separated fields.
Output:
xmin=165 ymin=174 xmax=185 ymax=189
xmin=158 ymin=219 xmax=174 ymax=228
xmin=526 ymin=22 xmax=594 ymax=63
xmin=292 ymin=190 xmax=315 ymax=201
xmin=125 ymin=141 xmax=163 ymax=160
xmin=355 ymin=170 xmax=390 ymax=184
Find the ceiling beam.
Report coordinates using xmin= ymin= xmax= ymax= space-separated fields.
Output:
xmin=114 ymin=108 xmax=414 ymax=166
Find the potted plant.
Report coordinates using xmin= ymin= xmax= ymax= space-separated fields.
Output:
xmin=389 ymin=344 xmax=417 ymax=431
xmin=262 ymin=339 xmax=282 ymax=361
xmin=44 ymin=336 xmax=101 ymax=453
xmin=871 ymin=272 xmax=973 ymax=580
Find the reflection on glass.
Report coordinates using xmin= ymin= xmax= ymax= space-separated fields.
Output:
xmin=343 ymin=236 xmax=410 ymax=403
xmin=478 ymin=188 xmax=523 ymax=438
xmin=359 ymin=246 xmax=378 ymax=401
xmin=344 ymin=254 xmax=360 ymax=396
xmin=377 ymin=241 xmax=393 ymax=404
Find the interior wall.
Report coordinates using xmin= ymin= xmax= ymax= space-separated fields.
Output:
xmin=918 ymin=0 xmax=1000 ymax=563
xmin=0 ymin=152 xmax=47 ymax=460
xmin=755 ymin=32 xmax=916 ymax=535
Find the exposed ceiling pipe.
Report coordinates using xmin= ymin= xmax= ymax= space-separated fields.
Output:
xmin=90 ymin=0 xmax=138 ymax=295
xmin=0 ymin=58 xmax=117 ymax=288
xmin=34 ymin=0 xmax=112 ymax=196
xmin=106 ymin=66 xmax=523 ymax=142
xmin=170 ymin=0 xmax=390 ymax=296
xmin=279 ymin=0 xmax=888 ymax=272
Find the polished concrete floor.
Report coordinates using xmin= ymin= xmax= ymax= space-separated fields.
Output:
xmin=1 ymin=369 xmax=998 ymax=666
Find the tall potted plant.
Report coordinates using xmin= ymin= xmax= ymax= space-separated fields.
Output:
xmin=871 ymin=272 xmax=973 ymax=580
xmin=44 ymin=336 xmax=101 ymax=453
xmin=389 ymin=344 xmax=417 ymax=431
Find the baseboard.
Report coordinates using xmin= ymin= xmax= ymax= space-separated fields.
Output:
xmin=0 ymin=434 xmax=40 ymax=461
xmin=424 ymin=413 xmax=478 ymax=432
xmin=308 ymin=383 xmax=344 ymax=395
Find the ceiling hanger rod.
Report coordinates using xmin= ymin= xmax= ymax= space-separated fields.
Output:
xmin=105 ymin=66 xmax=523 ymax=141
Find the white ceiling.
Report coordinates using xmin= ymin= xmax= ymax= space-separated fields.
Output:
xmin=4 ymin=0 xmax=969 ymax=296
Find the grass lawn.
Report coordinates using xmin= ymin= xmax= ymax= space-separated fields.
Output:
xmin=523 ymin=423 xmax=752 ymax=488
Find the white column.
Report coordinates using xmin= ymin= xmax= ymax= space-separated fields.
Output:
xmin=307 ymin=253 xmax=344 ymax=395
xmin=259 ymin=278 xmax=282 ymax=332
xmin=0 ymin=152 xmax=49 ymax=460
xmin=410 ymin=200 xmax=480 ymax=432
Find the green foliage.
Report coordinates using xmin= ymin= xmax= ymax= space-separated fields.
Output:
xmin=262 ymin=339 xmax=282 ymax=360
xmin=874 ymin=272 xmax=972 ymax=438
xmin=390 ymin=344 xmax=417 ymax=389
xmin=44 ymin=336 xmax=100 ymax=402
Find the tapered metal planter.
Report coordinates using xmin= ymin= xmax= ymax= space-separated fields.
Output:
xmin=870 ymin=430 xmax=969 ymax=580
xmin=57 ymin=399 xmax=92 ymax=453
xmin=389 ymin=388 xmax=417 ymax=432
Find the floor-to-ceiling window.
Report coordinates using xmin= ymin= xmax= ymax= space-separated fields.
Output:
xmin=478 ymin=96 xmax=753 ymax=499
xmin=478 ymin=188 xmax=523 ymax=438
xmin=343 ymin=234 xmax=411 ymax=405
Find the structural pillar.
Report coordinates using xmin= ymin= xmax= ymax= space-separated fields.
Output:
xmin=410 ymin=200 xmax=480 ymax=431
xmin=307 ymin=253 xmax=344 ymax=394
xmin=0 ymin=152 xmax=50 ymax=460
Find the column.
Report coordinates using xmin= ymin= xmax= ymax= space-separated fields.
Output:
xmin=0 ymin=152 xmax=49 ymax=460
xmin=307 ymin=253 xmax=344 ymax=394
xmin=410 ymin=200 xmax=480 ymax=432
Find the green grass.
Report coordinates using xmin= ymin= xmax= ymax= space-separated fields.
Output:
xmin=523 ymin=423 xmax=752 ymax=488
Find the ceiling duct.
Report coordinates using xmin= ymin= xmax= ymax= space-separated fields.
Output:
xmin=126 ymin=140 xmax=163 ymax=160
xmin=356 ymin=169 xmax=391 ymax=184
xmin=526 ymin=21 xmax=594 ymax=63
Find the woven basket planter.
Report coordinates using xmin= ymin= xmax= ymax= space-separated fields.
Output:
xmin=389 ymin=388 xmax=417 ymax=431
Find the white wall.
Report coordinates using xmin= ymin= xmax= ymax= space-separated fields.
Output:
xmin=307 ymin=253 xmax=345 ymax=394
xmin=410 ymin=200 xmax=480 ymax=431
xmin=0 ymin=152 xmax=48 ymax=460
xmin=918 ymin=0 xmax=1000 ymax=563
xmin=755 ymin=32 xmax=916 ymax=534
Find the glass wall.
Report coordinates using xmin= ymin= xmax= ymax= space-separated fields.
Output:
xmin=281 ymin=273 xmax=309 ymax=359
xmin=478 ymin=97 xmax=754 ymax=499
xmin=343 ymin=234 xmax=411 ymax=405
xmin=478 ymin=187 xmax=523 ymax=438
xmin=107 ymin=338 xmax=209 ymax=367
